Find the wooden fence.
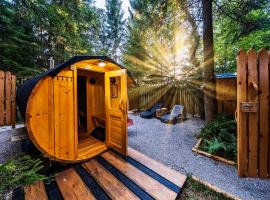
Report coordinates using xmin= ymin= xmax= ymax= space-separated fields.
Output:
xmin=237 ymin=49 xmax=270 ymax=178
xmin=0 ymin=70 xmax=16 ymax=127
xmin=216 ymin=76 xmax=237 ymax=115
xmin=128 ymin=84 xmax=204 ymax=117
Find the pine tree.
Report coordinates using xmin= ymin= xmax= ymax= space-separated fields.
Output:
xmin=0 ymin=0 xmax=40 ymax=77
xmin=105 ymin=0 xmax=126 ymax=61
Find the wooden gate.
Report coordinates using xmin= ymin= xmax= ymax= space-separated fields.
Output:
xmin=0 ymin=70 xmax=16 ymax=127
xmin=237 ymin=49 xmax=270 ymax=178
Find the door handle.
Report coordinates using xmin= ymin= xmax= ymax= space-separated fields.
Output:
xmin=119 ymin=97 xmax=124 ymax=112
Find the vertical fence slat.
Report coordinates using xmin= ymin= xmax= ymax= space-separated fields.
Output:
xmin=5 ymin=71 xmax=11 ymax=125
xmin=247 ymin=49 xmax=259 ymax=177
xmin=268 ymin=52 xmax=270 ymax=178
xmin=237 ymin=50 xmax=248 ymax=176
xmin=0 ymin=71 xmax=4 ymax=126
xmin=11 ymin=74 xmax=16 ymax=128
xmin=258 ymin=49 xmax=269 ymax=178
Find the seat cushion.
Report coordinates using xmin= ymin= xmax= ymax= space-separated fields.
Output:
xmin=160 ymin=114 xmax=178 ymax=124
xmin=140 ymin=111 xmax=154 ymax=118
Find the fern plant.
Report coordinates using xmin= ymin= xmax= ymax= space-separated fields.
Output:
xmin=199 ymin=115 xmax=237 ymax=161
xmin=0 ymin=155 xmax=46 ymax=198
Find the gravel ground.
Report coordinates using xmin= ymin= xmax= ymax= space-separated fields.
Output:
xmin=0 ymin=125 xmax=25 ymax=163
xmin=128 ymin=113 xmax=270 ymax=200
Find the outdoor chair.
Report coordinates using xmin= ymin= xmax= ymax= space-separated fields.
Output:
xmin=160 ymin=105 xmax=185 ymax=124
xmin=140 ymin=102 xmax=163 ymax=118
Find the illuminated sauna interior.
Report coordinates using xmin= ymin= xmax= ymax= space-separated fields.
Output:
xmin=77 ymin=70 xmax=107 ymax=159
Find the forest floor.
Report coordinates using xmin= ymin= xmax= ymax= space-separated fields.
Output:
xmin=128 ymin=113 xmax=270 ymax=200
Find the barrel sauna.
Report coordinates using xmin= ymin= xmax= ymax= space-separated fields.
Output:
xmin=17 ymin=56 xmax=134 ymax=162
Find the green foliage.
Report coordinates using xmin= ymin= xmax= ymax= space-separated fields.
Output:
xmin=199 ymin=115 xmax=237 ymax=161
xmin=105 ymin=0 xmax=126 ymax=61
xmin=179 ymin=175 xmax=232 ymax=200
xmin=214 ymin=0 xmax=270 ymax=73
xmin=123 ymin=0 xmax=201 ymax=85
xmin=0 ymin=0 xmax=102 ymax=78
xmin=0 ymin=155 xmax=46 ymax=197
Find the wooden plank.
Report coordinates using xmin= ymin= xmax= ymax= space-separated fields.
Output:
xmin=83 ymin=159 xmax=139 ymax=200
xmin=56 ymin=168 xmax=96 ymax=200
xmin=54 ymin=77 xmax=60 ymax=159
xmin=24 ymin=181 xmax=48 ymax=200
xmin=247 ymin=49 xmax=259 ymax=177
xmin=237 ymin=50 xmax=248 ymax=176
xmin=5 ymin=71 xmax=11 ymax=125
xmin=73 ymin=67 xmax=78 ymax=158
xmin=0 ymin=71 xmax=4 ymax=126
xmin=128 ymin=147 xmax=186 ymax=188
xmin=101 ymin=151 xmax=177 ymax=200
xmin=258 ymin=49 xmax=269 ymax=178
xmin=269 ymin=52 xmax=270 ymax=178
xmin=11 ymin=74 xmax=16 ymax=128
xmin=54 ymin=74 xmax=75 ymax=160
xmin=36 ymin=77 xmax=55 ymax=156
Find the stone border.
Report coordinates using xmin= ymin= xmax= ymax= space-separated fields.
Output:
xmin=192 ymin=138 xmax=236 ymax=166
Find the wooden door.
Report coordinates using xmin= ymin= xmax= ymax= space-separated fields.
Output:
xmin=105 ymin=69 xmax=128 ymax=156
xmin=53 ymin=69 xmax=77 ymax=160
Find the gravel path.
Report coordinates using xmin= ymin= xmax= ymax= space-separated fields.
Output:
xmin=0 ymin=125 xmax=25 ymax=163
xmin=128 ymin=113 xmax=270 ymax=200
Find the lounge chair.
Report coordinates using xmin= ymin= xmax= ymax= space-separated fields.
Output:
xmin=160 ymin=105 xmax=185 ymax=124
xmin=140 ymin=102 xmax=163 ymax=118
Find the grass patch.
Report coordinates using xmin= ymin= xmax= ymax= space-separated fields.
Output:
xmin=198 ymin=115 xmax=237 ymax=162
xmin=0 ymin=155 xmax=47 ymax=198
xmin=178 ymin=176 xmax=232 ymax=200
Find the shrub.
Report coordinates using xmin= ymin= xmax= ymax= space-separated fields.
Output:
xmin=0 ymin=155 xmax=46 ymax=197
xmin=199 ymin=115 xmax=237 ymax=161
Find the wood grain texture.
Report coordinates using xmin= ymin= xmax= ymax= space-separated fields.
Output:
xmin=24 ymin=65 xmax=128 ymax=162
xmin=102 ymin=151 xmax=177 ymax=200
xmin=24 ymin=181 xmax=48 ymax=200
xmin=56 ymin=168 xmax=96 ymax=200
xmin=0 ymin=71 xmax=4 ymax=126
xmin=11 ymin=74 xmax=16 ymax=128
xmin=26 ymin=76 xmax=55 ymax=158
xmin=237 ymin=50 xmax=248 ymax=176
xmin=54 ymin=70 xmax=75 ymax=160
xmin=128 ymin=147 xmax=186 ymax=187
xmin=105 ymin=70 xmax=128 ymax=156
xmin=247 ymin=49 xmax=259 ymax=177
xmin=83 ymin=159 xmax=139 ymax=200
xmin=269 ymin=52 xmax=270 ymax=177
xmin=258 ymin=49 xmax=269 ymax=178
xmin=5 ymin=71 xmax=11 ymax=125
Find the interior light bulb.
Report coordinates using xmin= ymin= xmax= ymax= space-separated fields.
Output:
xmin=98 ymin=62 xmax=106 ymax=67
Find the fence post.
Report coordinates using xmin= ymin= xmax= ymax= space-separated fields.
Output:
xmin=0 ymin=71 xmax=4 ymax=126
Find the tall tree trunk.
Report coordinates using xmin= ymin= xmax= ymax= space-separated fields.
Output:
xmin=202 ymin=0 xmax=216 ymax=122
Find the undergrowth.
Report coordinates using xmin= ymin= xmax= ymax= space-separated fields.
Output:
xmin=199 ymin=115 xmax=237 ymax=162
xmin=179 ymin=175 xmax=232 ymax=200
xmin=0 ymin=155 xmax=46 ymax=198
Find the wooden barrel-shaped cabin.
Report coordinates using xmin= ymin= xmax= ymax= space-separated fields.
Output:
xmin=17 ymin=56 xmax=134 ymax=162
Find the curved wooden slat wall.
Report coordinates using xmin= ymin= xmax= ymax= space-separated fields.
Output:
xmin=26 ymin=68 xmax=77 ymax=162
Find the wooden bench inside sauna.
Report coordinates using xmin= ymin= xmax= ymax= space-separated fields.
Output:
xmin=17 ymin=56 xmax=134 ymax=162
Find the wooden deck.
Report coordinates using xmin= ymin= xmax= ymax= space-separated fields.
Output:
xmin=17 ymin=148 xmax=186 ymax=200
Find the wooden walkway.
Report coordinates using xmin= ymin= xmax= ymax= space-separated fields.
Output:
xmin=14 ymin=148 xmax=186 ymax=200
